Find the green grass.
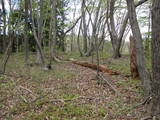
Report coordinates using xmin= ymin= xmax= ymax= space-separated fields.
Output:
xmin=106 ymin=56 xmax=130 ymax=74
xmin=22 ymin=102 xmax=107 ymax=120
xmin=99 ymin=50 xmax=112 ymax=59
xmin=106 ymin=96 xmax=133 ymax=118
xmin=63 ymin=50 xmax=86 ymax=59
xmin=7 ymin=93 xmax=107 ymax=120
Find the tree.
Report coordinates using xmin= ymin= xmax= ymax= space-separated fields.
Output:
xmin=50 ymin=0 xmax=57 ymax=61
xmin=29 ymin=0 xmax=46 ymax=66
xmin=1 ymin=0 xmax=7 ymax=53
xmin=24 ymin=0 xmax=29 ymax=64
xmin=126 ymin=0 xmax=151 ymax=97
xmin=77 ymin=0 xmax=105 ymax=57
xmin=81 ymin=0 xmax=88 ymax=53
xmin=0 ymin=0 xmax=14 ymax=74
xmin=107 ymin=0 xmax=148 ymax=58
xmin=151 ymin=0 xmax=160 ymax=118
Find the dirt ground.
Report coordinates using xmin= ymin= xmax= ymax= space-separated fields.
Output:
xmin=0 ymin=55 xmax=146 ymax=120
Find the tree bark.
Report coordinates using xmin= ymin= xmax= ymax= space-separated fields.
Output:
xmin=151 ymin=0 xmax=160 ymax=117
xmin=50 ymin=0 xmax=57 ymax=60
xmin=0 ymin=36 xmax=13 ymax=74
xmin=82 ymin=0 xmax=88 ymax=53
xmin=36 ymin=0 xmax=44 ymax=64
xmin=24 ymin=0 xmax=29 ymax=64
xmin=29 ymin=0 xmax=45 ymax=66
xmin=1 ymin=0 xmax=7 ymax=53
xmin=126 ymin=0 xmax=151 ymax=97
xmin=130 ymin=36 xmax=139 ymax=79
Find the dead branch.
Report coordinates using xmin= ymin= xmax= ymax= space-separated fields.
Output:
xmin=18 ymin=85 xmax=37 ymax=99
xmin=64 ymin=16 xmax=82 ymax=35
xmin=133 ymin=96 xmax=152 ymax=109
xmin=49 ymin=96 xmax=94 ymax=103
xmin=98 ymin=74 xmax=121 ymax=96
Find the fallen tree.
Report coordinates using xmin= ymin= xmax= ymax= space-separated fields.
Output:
xmin=69 ymin=58 xmax=119 ymax=75
xmin=68 ymin=58 xmax=131 ymax=77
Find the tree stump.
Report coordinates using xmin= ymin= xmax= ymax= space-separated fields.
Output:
xmin=130 ymin=36 xmax=139 ymax=79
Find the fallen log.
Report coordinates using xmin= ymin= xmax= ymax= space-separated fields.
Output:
xmin=69 ymin=58 xmax=119 ymax=75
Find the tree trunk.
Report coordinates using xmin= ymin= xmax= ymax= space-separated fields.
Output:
xmin=24 ymin=0 xmax=29 ymax=64
xmin=126 ymin=0 xmax=151 ymax=98
xmin=130 ymin=36 xmax=139 ymax=79
xmin=0 ymin=36 xmax=13 ymax=74
xmin=82 ymin=0 xmax=88 ymax=53
xmin=50 ymin=0 xmax=57 ymax=61
xmin=151 ymin=0 xmax=160 ymax=117
xmin=1 ymin=0 xmax=7 ymax=53
xmin=29 ymin=0 xmax=45 ymax=66
xmin=108 ymin=0 xmax=120 ymax=58
xmin=107 ymin=0 xmax=149 ymax=59
xmin=36 ymin=0 xmax=44 ymax=64
xmin=113 ymin=48 xmax=121 ymax=58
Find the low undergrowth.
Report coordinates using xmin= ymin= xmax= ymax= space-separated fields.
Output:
xmin=0 ymin=53 xmax=144 ymax=120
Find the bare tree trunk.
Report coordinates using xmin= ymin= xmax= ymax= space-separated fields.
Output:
xmin=82 ymin=0 xmax=88 ymax=53
xmin=77 ymin=0 xmax=103 ymax=57
xmin=126 ymin=0 xmax=151 ymax=98
xmin=108 ymin=0 xmax=120 ymax=58
xmin=1 ymin=0 xmax=6 ymax=53
xmin=151 ymin=0 xmax=160 ymax=118
xmin=50 ymin=0 xmax=57 ymax=61
xmin=36 ymin=0 xmax=44 ymax=64
xmin=24 ymin=0 xmax=29 ymax=64
xmin=29 ymin=0 xmax=45 ymax=66
xmin=107 ymin=0 xmax=148 ymax=59
xmin=0 ymin=0 xmax=13 ymax=74
xmin=0 ymin=36 xmax=13 ymax=74
xmin=85 ymin=0 xmax=102 ymax=56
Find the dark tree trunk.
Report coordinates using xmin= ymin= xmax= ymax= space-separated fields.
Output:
xmin=113 ymin=48 xmax=121 ymax=58
xmin=0 ymin=36 xmax=13 ymax=74
xmin=1 ymin=0 xmax=6 ymax=53
xmin=151 ymin=0 xmax=160 ymax=117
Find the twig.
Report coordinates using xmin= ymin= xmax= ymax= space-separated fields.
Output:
xmin=31 ymin=93 xmax=50 ymax=103
xmin=18 ymin=85 xmax=37 ymax=99
xmin=64 ymin=16 xmax=82 ymax=35
xmin=98 ymin=74 xmax=121 ymax=96
xmin=132 ymin=96 xmax=152 ymax=109
xmin=49 ymin=96 xmax=94 ymax=103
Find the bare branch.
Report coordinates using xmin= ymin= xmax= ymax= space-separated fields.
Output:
xmin=64 ymin=16 xmax=82 ymax=35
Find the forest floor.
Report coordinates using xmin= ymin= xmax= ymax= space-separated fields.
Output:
xmin=0 ymin=52 xmax=147 ymax=120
